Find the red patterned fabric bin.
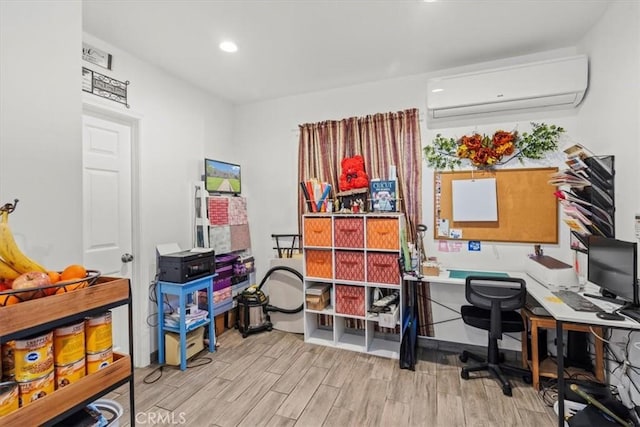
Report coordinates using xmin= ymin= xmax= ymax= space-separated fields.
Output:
xmin=303 ymin=217 xmax=332 ymax=247
xmin=305 ymin=249 xmax=332 ymax=279
xmin=367 ymin=252 xmax=400 ymax=285
xmin=208 ymin=197 xmax=229 ymax=225
xmin=366 ymin=218 xmax=400 ymax=250
xmin=335 ymin=285 xmax=365 ymax=317
xmin=334 ymin=250 xmax=365 ymax=282
xmin=334 ymin=217 xmax=364 ymax=248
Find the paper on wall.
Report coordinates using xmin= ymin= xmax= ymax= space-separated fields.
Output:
xmin=437 ymin=219 xmax=450 ymax=237
xmin=452 ymin=178 xmax=498 ymax=222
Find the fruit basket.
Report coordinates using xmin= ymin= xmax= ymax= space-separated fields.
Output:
xmin=0 ymin=270 xmax=101 ymax=306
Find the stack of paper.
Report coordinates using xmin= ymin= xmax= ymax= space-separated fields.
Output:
xmin=164 ymin=308 xmax=209 ymax=329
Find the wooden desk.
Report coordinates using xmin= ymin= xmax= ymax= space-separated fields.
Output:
xmin=521 ymin=307 xmax=605 ymax=390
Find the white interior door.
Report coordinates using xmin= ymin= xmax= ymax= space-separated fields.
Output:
xmin=82 ymin=113 xmax=132 ymax=355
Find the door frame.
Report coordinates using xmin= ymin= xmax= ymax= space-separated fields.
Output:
xmin=82 ymin=100 xmax=147 ymax=366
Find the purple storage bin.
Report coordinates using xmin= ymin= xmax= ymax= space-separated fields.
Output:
xmin=216 ymin=264 xmax=233 ymax=279
xmin=215 ymin=254 xmax=239 ymax=267
xmin=213 ymin=276 xmax=232 ymax=291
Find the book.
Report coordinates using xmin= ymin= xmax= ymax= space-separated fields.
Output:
xmin=370 ymin=180 xmax=397 ymax=212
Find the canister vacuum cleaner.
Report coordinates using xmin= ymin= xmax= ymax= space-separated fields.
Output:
xmin=236 ymin=266 xmax=303 ymax=338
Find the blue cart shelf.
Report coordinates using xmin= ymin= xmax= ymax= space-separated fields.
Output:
xmin=157 ymin=274 xmax=217 ymax=370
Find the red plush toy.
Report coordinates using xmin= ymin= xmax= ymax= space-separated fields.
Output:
xmin=338 ymin=155 xmax=369 ymax=191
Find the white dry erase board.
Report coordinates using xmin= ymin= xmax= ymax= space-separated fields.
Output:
xmin=452 ymin=178 xmax=498 ymax=222
xmin=434 ymin=168 xmax=558 ymax=243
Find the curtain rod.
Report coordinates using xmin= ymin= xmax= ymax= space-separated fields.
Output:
xmin=289 ymin=112 xmax=427 ymax=133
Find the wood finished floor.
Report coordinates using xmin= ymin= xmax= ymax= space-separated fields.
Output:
xmin=107 ymin=330 xmax=557 ymax=426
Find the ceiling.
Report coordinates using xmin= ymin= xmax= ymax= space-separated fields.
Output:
xmin=82 ymin=0 xmax=609 ymax=105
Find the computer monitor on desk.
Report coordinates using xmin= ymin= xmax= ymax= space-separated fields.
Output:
xmin=587 ymin=236 xmax=638 ymax=307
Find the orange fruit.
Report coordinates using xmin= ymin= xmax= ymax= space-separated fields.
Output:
xmin=47 ymin=271 xmax=61 ymax=284
xmin=55 ymin=280 xmax=88 ymax=295
xmin=0 ymin=294 xmax=20 ymax=306
xmin=61 ymin=264 xmax=87 ymax=281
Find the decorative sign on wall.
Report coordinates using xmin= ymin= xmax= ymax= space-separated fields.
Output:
xmin=82 ymin=43 xmax=112 ymax=70
xmin=82 ymin=67 xmax=129 ymax=108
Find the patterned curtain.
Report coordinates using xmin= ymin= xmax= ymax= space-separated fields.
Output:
xmin=297 ymin=108 xmax=431 ymax=336
xmin=298 ymin=108 xmax=422 ymax=244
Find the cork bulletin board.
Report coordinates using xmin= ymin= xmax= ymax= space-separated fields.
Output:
xmin=434 ymin=167 xmax=559 ymax=243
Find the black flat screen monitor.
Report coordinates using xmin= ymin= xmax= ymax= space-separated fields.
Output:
xmin=204 ymin=158 xmax=241 ymax=194
xmin=587 ymin=236 xmax=638 ymax=306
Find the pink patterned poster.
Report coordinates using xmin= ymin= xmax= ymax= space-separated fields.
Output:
xmin=228 ymin=197 xmax=248 ymax=225
xmin=230 ymin=224 xmax=251 ymax=252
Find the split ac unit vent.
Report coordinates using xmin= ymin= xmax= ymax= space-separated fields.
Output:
xmin=427 ymin=55 xmax=588 ymax=120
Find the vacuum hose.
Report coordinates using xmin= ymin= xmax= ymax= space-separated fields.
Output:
xmin=256 ymin=265 xmax=304 ymax=314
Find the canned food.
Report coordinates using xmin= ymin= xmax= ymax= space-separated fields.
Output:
xmin=55 ymin=358 xmax=85 ymax=389
xmin=86 ymin=348 xmax=113 ymax=374
xmin=17 ymin=371 xmax=54 ymax=407
xmin=53 ymin=321 xmax=85 ymax=366
xmin=1 ymin=342 xmax=15 ymax=381
xmin=14 ymin=332 xmax=53 ymax=383
xmin=0 ymin=381 xmax=18 ymax=417
xmin=85 ymin=311 xmax=112 ymax=353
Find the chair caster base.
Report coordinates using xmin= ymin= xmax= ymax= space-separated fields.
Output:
xmin=502 ymin=385 xmax=512 ymax=396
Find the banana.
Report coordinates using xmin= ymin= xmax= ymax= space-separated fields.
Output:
xmin=0 ymin=210 xmax=46 ymax=273
xmin=0 ymin=257 xmax=20 ymax=280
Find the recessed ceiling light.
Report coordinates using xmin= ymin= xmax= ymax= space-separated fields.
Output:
xmin=219 ymin=41 xmax=238 ymax=53
xmin=432 ymin=88 xmax=444 ymax=93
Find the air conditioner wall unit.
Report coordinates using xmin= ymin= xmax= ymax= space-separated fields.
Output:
xmin=427 ymin=55 xmax=588 ymax=120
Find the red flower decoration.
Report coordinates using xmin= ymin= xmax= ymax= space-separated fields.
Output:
xmin=457 ymin=130 xmax=517 ymax=167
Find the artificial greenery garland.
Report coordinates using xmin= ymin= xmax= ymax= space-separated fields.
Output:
xmin=423 ymin=122 xmax=565 ymax=170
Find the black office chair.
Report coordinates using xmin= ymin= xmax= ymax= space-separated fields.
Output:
xmin=459 ymin=276 xmax=532 ymax=396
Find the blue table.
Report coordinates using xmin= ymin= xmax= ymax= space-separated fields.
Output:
xmin=157 ymin=274 xmax=217 ymax=370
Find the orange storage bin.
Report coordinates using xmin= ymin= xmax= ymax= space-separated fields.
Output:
xmin=335 ymin=251 xmax=365 ymax=282
xmin=334 ymin=217 xmax=364 ymax=248
xmin=303 ymin=217 xmax=332 ymax=247
xmin=305 ymin=249 xmax=333 ymax=278
xmin=366 ymin=217 xmax=400 ymax=250
xmin=335 ymin=285 xmax=365 ymax=317
xmin=367 ymin=253 xmax=400 ymax=285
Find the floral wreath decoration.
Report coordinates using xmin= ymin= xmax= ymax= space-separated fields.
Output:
xmin=423 ymin=122 xmax=565 ymax=170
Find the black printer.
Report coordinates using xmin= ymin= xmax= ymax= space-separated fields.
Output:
xmin=158 ymin=249 xmax=216 ymax=283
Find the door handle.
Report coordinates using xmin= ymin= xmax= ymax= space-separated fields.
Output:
xmin=121 ymin=253 xmax=134 ymax=263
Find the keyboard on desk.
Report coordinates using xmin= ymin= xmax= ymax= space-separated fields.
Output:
xmin=552 ymin=290 xmax=601 ymax=312
xmin=619 ymin=308 xmax=640 ymax=322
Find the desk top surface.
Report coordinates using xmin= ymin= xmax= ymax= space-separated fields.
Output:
xmin=407 ymin=269 xmax=640 ymax=329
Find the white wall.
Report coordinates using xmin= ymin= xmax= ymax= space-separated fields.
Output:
xmin=0 ymin=0 xmax=235 ymax=367
xmin=234 ymin=50 xmax=584 ymax=281
xmin=0 ymin=1 xmax=83 ymax=267
xmin=576 ymin=2 xmax=640 ymax=408
xmin=81 ymin=34 xmax=235 ymax=366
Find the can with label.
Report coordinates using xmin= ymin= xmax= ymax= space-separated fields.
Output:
xmin=17 ymin=371 xmax=54 ymax=408
xmin=1 ymin=342 xmax=15 ymax=381
xmin=54 ymin=357 xmax=85 ymax=389
xmin=14 ymin=332 xmax=53 ymax=383
xmin=0 ymin=381 xmax=18 ymax=417
xmin=86 ymin=347 xmax=113 ymax=374
xmin=53 ymin=321 xmax=85 ymax=366
xmin=85 ymin=311 xmax=112 ymax=353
